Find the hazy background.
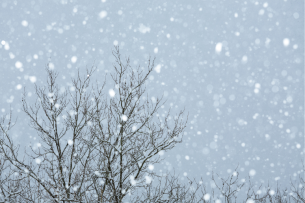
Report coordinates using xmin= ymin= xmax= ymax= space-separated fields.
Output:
xmin=0 ymin=0 xmax=303 ymax=189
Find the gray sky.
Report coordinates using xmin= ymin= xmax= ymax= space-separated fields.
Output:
xmin=0 ymin=0 xmax=303 ymax=189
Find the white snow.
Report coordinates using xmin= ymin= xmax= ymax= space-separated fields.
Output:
xmin=16 ymin=84 xmax=22 ymax=90
xmin=121 ymin=115 xmax=128 ymax=121
xmin=99 ymin=11 xmax=107 ymax=19
xmin=203 ymin=194 xmax=210 ymax=201
xmin=35 ymin=158 xmax=42 ymax=164
xmin=94 ymin=171 xmax=103 ymax=177
xmin=138 ymin=24 xmax=150 ymax=34
xmin=246 ymin=199 xmax=255 ymax=203
xmin=154 ymin=47 xmax=158 ymax=53
xmin=15 ymin=61 xmax=23 ymax=69
xmin=249 ymin=169 xmax=256 ymax=176
xmin=21 ymin=20 xmax=28 ymax=27
xmin=215 ymin=43 xmax=222 ymax=53
xmin=132 ymin=126 xmax=137 ymax=132
xmin=145 ymin=176 xmax=152 ymax=184
xmin=130 ymin=175 xmax=137 ymax=186
xmin=283 ymin=38 xmax=290 ymax=47
xmin=269 ymin=190 xmax=275 ymax=196
xmin=71 ymin=56 xmax=77 ymax=63
xmin=109 ymin=89 xmax=115 ymax=97
xmin=242 ymin=55 xmax=248 ymax=63
xmin=154 ymin=64 xmax=161 ymax=73
xmin=29 ymin=76 xmax=37 ymax=83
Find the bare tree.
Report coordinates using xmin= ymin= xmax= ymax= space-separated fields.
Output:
xmin=290 ymin=172 xmax=305 ymax=203
xmin=1 ymin=65 xmax=103 ymax=202
xmin=0 ymin=113 xmax=26 ymax=202
xmin=211 ymin=165 xmax=246 ymax=203
xmin=87 ymin=47 xmax=188 ymax=202
xmin=244 ymin=179 xmax=270 ymax=203
xmin=1 ymin=46 xmax=303 ymax=203
xmin=133 ymin=174 xmax=203 ymax=203
xmin=0 ymin=46 xmax=187 ymax=203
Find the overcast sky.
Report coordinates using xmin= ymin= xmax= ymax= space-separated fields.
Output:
xmin=0 ymin=0 xmax=303 ymax=189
